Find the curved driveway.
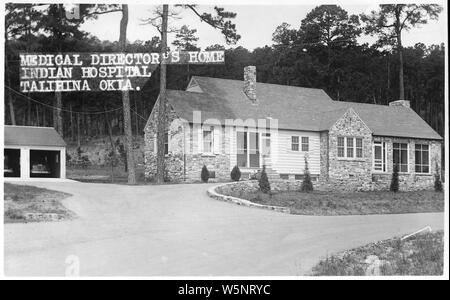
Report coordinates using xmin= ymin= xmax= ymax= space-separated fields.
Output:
xmin=4 ymin=181 xmax=444 ymax=276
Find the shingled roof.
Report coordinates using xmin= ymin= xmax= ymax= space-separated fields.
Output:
xmin=164 ymin=76 xmax=442 ymax=140
xmin=4 ymin=126 xmax=66 ymax=147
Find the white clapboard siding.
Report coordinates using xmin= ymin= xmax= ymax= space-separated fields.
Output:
xmin=271 ymin=130 xmax=321 ymax=175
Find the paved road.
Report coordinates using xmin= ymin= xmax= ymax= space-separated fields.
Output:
xmin=4 ymin=181 xmax=444 ymax=277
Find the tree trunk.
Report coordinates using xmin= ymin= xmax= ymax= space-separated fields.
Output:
xmin=5 ymin=59 xmax=16 ymax=125
xmin=395 ymin=8 xmax=405 ymax=100
xmin=120 ymin=4 xmax=136 ymax=184
xmin=156 ymin=4 xmax=169 ymax=184
xmin=54 ymin=91 xmax=63 ymax=135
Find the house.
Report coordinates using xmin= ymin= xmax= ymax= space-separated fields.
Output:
xmin=4 ymin=125 xmax=66 ymax=180
xmin=144 ymin=66 xmax=442 ymax=191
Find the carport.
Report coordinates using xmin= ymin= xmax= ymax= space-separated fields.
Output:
xmin=4 ymin=125 xmax=66 ymax=180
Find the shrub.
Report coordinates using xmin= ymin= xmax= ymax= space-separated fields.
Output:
xmin=434 ymin=164 xmax=443 ymax=192
xmin=259 ymin=165 xmax=271 ymax=193
xmin=201 ymin=165 xmax=209 ymax=183
xmin=231 ymin=165 xmax=241 ymax=181
xmin=390 ymin=164 xmax=399 ymax=192
xmin=301 ymin=156 xmax=314 ymax=192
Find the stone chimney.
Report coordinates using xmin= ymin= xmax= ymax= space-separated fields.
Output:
xmin=389 ymin=100 xmax=410 ymax=108
xmin=243 ymin=66 xmax=257 ymax=104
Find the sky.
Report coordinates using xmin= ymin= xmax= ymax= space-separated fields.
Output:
xmin=80 ymin=3 xmax=447 ymax=50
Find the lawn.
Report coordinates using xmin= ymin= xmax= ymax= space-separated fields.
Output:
xmin=310 ymin=230 xmax=444 ymax=276
xmin=4 ymin=183 xmax=74 ymax=223
xmin=224 ymin=189 xmax=444 ymax=215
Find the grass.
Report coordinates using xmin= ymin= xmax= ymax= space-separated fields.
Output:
xmin=4 ymin=183 xmax=73 ymax=223
xmin=224 ymin=190 xmax=444 ymax=215
xmin=311 ymin=231 xmax=444 ymax=276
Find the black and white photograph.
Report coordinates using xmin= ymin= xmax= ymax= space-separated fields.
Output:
xmin=1 ymin=0 xmax=448 ymax=282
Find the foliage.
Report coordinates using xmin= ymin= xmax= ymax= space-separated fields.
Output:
xmin=258 ymin=166 xmax=271 ymax=194
xmin=3 ymin=4 xmax=445 ymax=146
xmin=172 ymin=25 xmax=199 ymax=50
xmin=434 ymin=163 xmax=443 ymax=192
xmin=115 ymin=139 xmax=127 ymax=171
xmin=390 ymin=164 xmax=399 ymax=192
xmin=230 ymin=165 xmax=241 ymax=181
xmin=201 ymin=165 xmax=209 ymax=183
xmin=301 ymin=156 xmax=314 ymax=192
xmin=311 ymin=231 xmax=444 ymax=276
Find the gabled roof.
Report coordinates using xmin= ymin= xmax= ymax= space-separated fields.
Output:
xmin=164 ymin=76 xmax=442 ymax=140
xmin=4 ymin=126 xmax=66 ymax=147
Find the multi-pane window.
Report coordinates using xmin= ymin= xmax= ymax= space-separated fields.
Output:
xmin=356 ymin=138 xmax=363 ymax=158
xmin=346 ymin=137 xmax=354 ymax=158
xmin=154 ymin=133 xmax=169 ymax=155
xmin=338 ymin=137 xmax=362 ymax=159
xmin=203 ymin=128 xmax=213 ymax=153
xmin=415 ymin=144 xmax=429 ymax=173
xmin=301 ymin=137 xmax=309 ymax=152
xmin=337 ymin=137 xmax=345 ymax=157
xmin=393 ymin=143 xmax=409 ymax=173
xmin=291 ymin=136 xmax=299 ymax=151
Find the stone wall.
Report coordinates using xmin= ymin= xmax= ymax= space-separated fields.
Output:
xmin=144 ymin=99 xmax=232 ymax=182
xmin=319 ymin=131 xmax=329 ymax=181
xmin=327 ymin=108 xmax=373 ymax=191
xmin=369 ymin=137 xmax=441 ymax=191
xmin=322 ymin=107 xmax=442 ymax=191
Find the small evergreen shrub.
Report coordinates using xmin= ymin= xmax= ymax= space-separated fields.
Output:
xmin=434 ymin=163 xmax=443 ymax=192
xmin=201 ymin=165 xmax=209 ymax=183
xmin=390 ymin=164 xmax=399 ymax=192
xmin=231 ymin=165 xmax=241 ymax=181
xmin=259 ymin=165 xmax=271 ymax=193
xmin=301 ymin=156 xmax=314 ymax=192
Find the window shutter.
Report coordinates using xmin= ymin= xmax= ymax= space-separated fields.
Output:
xmin=213 ymin=127 xmax=221 ymax=154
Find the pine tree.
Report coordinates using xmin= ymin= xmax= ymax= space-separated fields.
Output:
xmin=231 ymin=165 xmax=241 ymax=181
xmin=201 ymin=165 xmax=210 ymax=183
xmin=390 ymin=164 xmax=399 ymax=192
xmin=301 ymin=156 xmax=314 ymax=192
xmin=259 ymin=165 xmax=271 ymax=193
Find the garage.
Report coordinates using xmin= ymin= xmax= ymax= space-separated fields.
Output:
xmin=4 ymin=125 xmax=66 ymax=180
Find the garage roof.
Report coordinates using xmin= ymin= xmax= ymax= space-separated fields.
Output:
xmin=4 ymin=126 xmax=66 ymax=147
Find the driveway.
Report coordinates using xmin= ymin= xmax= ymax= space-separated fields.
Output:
xmin=4 ymin=181 xmax=444 ymax=276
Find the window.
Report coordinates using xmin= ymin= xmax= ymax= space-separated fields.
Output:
xmin=393 ymin=143 xmax=408 ymax=173
xmin=415 ymin=144 xmax=429 ymax=173
xmin=237 ymin=131 xmax=247 ymax=168
xmin=346 ymin=137 xmax=354 ymax=158
xmin=373 ymin=141 xmax=386 ymax=172
xmin=291 ymin=136 xmax=299 ymax=151
xmin=236 ymin=131 xmax=260 ymax=168
xmin=356 ymin=138 xmax=363 ymax=158
xmin=338 ymin=137 xmax=362 ymax=159
xmin=203 ymin=128 xmax=213 ymax=153
xmin=337 ymin=137 xmax=345 ymax=157
xmin=301 ymin=137 xmax=309 ymax=152
xmin=154 ymin=133 xmax=169 ymax=155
